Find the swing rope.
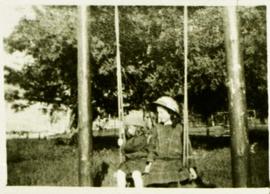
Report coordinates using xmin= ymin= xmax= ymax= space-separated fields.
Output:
xmin=115 ymin=6 xmax=125 ymax=163
xmin=183 ymin=5 xmax=189 ymax=168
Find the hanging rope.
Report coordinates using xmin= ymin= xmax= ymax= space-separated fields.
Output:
xmin=115 ymin=6 xmax=125 ymax=163
xmin=183 ymin=6 xmax=189 ymax=168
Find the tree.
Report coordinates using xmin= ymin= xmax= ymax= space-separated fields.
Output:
xmin=4 ymin=6 xmax=267 ymax=124
xmin=239 ymin=6 xmax=267 ymax=121
xmin=188 ymin=7 xmax=228 ymax=120
xmin=187 ymin=6 xmax=267 ymax=120
xmin=4 ymin=6 xmax=116 ymax=119
xmin=5 ymin=6 xmax=78 ymax=113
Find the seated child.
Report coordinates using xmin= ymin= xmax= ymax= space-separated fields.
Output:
xmin=116 ymin=113 xmax=152 ymax=187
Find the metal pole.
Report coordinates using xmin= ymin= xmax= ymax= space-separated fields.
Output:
xmin=77 ymin=5 xmax=93 ymax=186
xmin=183 ymin=6 xmax=189 ymax=167
xmin=223 ymin=6 xmax=250 ymax=187
xmin=115 ymin=6 xmax=125 ymax=163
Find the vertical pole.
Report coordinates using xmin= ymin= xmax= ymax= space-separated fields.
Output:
xmin=77 ymin=5 xmax=93 ymax=186
xmin=115 ymin=6 xmax=125 ymax=163
xmin=223 ymin=6 xmax=250 ymax=187
xmin=183 ymin=6 xmax=189 ymax=167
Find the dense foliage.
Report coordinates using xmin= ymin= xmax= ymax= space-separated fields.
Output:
xmin=4 ymin=6 xmax=267 ymax=121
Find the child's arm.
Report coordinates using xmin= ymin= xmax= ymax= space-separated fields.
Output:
xmin=123 ymin=135 xmax=147 ymax=153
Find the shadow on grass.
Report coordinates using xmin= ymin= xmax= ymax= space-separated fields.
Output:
xmin=93 ymin=162 xmax=109 ymax=186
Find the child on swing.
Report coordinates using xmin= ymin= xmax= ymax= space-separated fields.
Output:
xmin=116 ymin=112 xmax=153 ymax=187
xmin=143 ymin=96 xmax=197 ymax=187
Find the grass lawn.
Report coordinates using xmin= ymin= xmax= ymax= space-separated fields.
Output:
xmin=6 ymin=133 xmax=269 ymax=187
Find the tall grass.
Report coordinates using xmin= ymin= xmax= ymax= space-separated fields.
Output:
xmin=7 ymin=135 xmax=269 ymax=187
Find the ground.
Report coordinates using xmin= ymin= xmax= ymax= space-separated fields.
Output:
xmin=6 ymin=129 xmax=269 ymax=187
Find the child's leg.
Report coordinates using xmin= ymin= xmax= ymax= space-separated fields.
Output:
xmin=116 ymin=170 xmax=126 ymax=187
xmin=132 ymin=170 xmax=143 ymax=188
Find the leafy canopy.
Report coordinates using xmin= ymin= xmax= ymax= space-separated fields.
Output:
xmin=4 ymin=6 xmax=267 ymax=121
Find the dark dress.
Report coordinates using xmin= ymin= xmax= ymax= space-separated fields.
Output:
xmin=143 ymin=123 xmax=194 ymax=186
xmin=118 ymin=133 xmax=150 ymax=174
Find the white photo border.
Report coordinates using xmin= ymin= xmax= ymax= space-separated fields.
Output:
xmin=0 ymin=0 xmax=269 ymax=194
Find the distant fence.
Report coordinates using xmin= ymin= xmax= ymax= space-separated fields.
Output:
xmin=6 ymin=108 xmax=266 ymax=139
xmin=6 ymin=131 xmax=53 ymax=139
xmin=189 ymin=109 xmax=261 ymax=128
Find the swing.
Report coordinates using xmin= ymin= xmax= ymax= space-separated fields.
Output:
xmin=114 ymin=6 xmax=208 ymax=188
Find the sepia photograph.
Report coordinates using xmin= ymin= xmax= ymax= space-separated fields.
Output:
xmin=1 ymin=1 xmax=269 ymax=191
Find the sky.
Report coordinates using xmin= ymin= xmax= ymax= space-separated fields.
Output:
xmin=1 ymin=5 xmax=36 ymax=70
xmin=1 ymin=5 xmax=35 ymax=38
